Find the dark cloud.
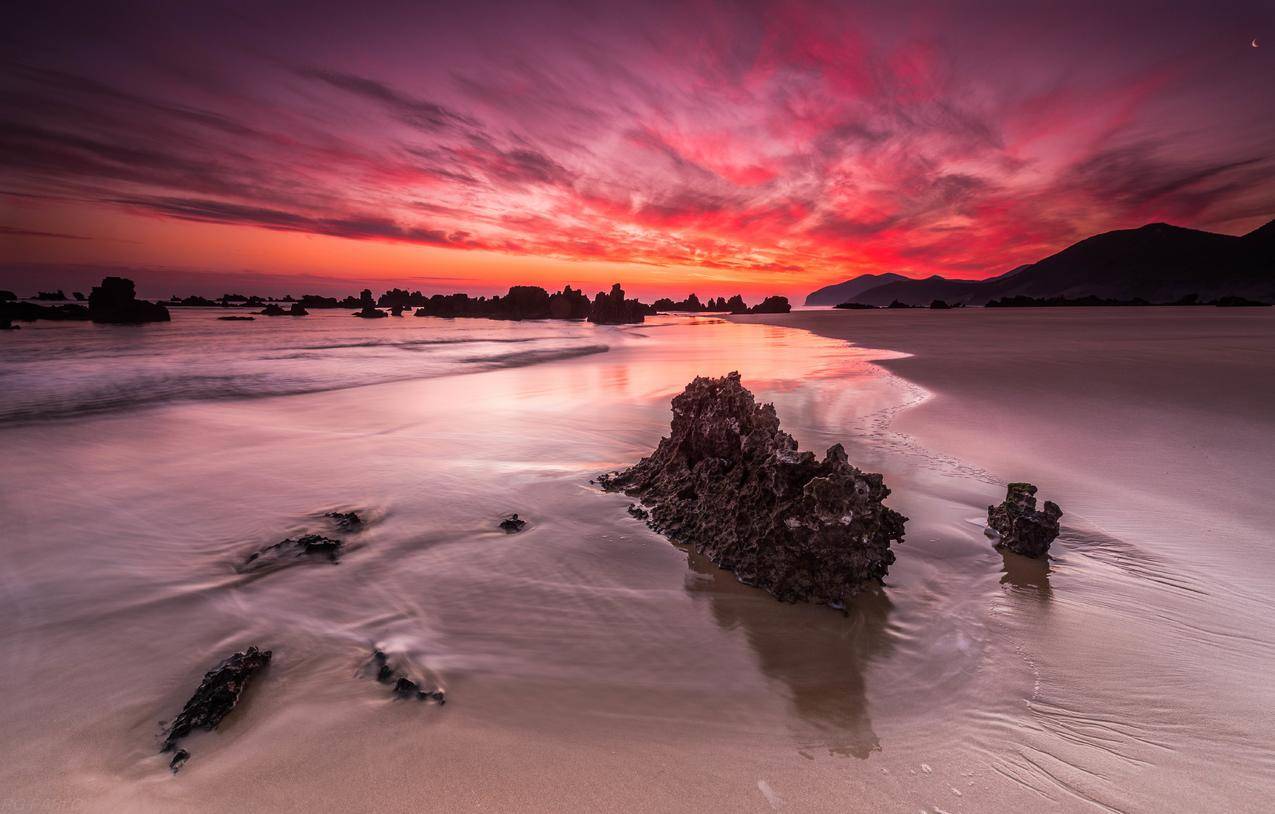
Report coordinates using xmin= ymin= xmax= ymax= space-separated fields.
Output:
xmin=298 ymin=68 xmax=475 ymax=131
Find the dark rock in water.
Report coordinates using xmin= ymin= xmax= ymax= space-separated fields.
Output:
xmin=887 ymin=299 xmax=913 ymax=309
xmin=89 ymin=277 xmax=171 ymax=323
xmin=168 ymin=749 xmax=190 ymax=772
xmin=834 ymin=302 xmax=877 ymax=309
xmin=258 ymin=303 xmax=288 ymax=316
xmin=0 ymin=290 xmax=15 ymax=301
xmin=218 ymin=315 xmax=255 ymax=321
xmin=626 ymin=503 xmax=649 ymax=520
xmin=240 ymin=534 xmax=343 ymax=570
xmin=371 ymin=649 xmax=446 ymax=703
xmin=599 ymin=372 xmax=906 ymax=606
xmin=929 ymin=299 xmax=952 ymax=309
xmin=390 ymin=304 xmax=404 ymax=316
xmin=499 ymin=513 xmax=527 ymax=533
xmin=325 ymin=511 xmax=363 ymax=531
xmin=354 ymin=306 xmax=388 ymax=319
xmin=587 ymin=283 xmax=648 ymax=324
xmin=1 ymin=318 xmax=17 ymax=330
xmin=987 ymin=483 xmax=1062 ymax=558
xmin=35 ymin=289 xmax=67 ymax=301
xmin=161 ymin=646 xmax=272 ymax=762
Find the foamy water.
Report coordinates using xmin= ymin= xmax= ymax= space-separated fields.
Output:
xmin=1 ymin=309 xmax=1271 ymax=812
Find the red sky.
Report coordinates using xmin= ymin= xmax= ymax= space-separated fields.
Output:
xmin=2 ymin=0 xmax=1273 ymax=299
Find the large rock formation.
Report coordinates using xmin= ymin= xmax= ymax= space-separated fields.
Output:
xmin=88 ymin=277 xmax=170 ymax=323
xmin=748 ymin=295 xmax=791 ymax=314
xmin=600 ymin=372 xmax=906 ymax=606
xmin=161 ymin=647 xmax=272 ymax=770
xmin=587 ymin=283 xmax=648 ymax=324
xmin=987 ymin=483 xmax=1062 ymax=558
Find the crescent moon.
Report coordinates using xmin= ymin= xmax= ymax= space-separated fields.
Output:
xmin=1253 ymin=38 xmax=1260 ymax=48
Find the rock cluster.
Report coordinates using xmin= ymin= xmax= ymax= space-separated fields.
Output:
xmin=499 ymin=513 xmax=527 ymax=533
xmin=370 ymin=649 xmax=446 ymax=703
xmin=259 ymin=303 xmax=308 ymax=316
xmin=587 ymin=283 xmax=649 ymax=325
xmin=600 ymin=372 xmax=906 ymax=606
xmin=162 ymin=647 xmax=272 ymax=770
xmin=987 ymin=483 xmax=1062 ymax=558
xmin=88 ymin=277 xmax=171 ymax=323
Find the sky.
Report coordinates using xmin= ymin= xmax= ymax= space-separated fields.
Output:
xmin=2 ymin=0 xmax=1273 ymax=298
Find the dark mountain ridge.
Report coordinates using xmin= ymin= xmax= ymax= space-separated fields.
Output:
xmin=817 ymin=219 xmax=1275 ymax=307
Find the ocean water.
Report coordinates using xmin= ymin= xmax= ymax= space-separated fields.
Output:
xmin=1 ymin=308 xmax=1271 ymax=812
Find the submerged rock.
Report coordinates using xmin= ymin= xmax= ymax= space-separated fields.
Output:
xmin=217 ymin=315 xmax=255 ymax=321
xmin=499 ymin=513 xmax=527 ymax=533
xmin=240 ymin=534 xmax=342 ymax=570
xmin=371 ymin=649 xmax=446 ymax=704
xmin=987 ymin=483 xmax=1062 ymax=558
xmin=161 ymin=646 xmax=272 ymax=766
xmin=325 ymin=511 xmax=363 ymax=531
xmin=599 ymin=372 xmax=906 ymax=606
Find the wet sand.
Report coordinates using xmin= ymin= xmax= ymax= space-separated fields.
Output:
xmin=2 ymin=309 xmax=1273 ymax=812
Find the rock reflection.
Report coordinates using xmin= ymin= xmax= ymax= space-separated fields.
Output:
xmin=683 ymin=551 xmax=893 ymax=758
xmin=999 ymin=550 xmax=1053 ymax=601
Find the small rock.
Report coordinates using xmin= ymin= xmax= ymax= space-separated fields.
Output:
xmin=168 ymin=749 xmax=190 ymax=772
xmin=499 ymin=514 xmax=527 ymax=533
xmin=240 ymin=534 xmax=342 ymax=571
xmin=325 ymin=511 xmax=363 ymax=531
xmin=987 ymin=483 xmax=1062 ymax=558
xmin=161 ymin=647 xmax=272 ymax=762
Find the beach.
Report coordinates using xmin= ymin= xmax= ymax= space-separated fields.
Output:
xmin=2 ymin=307 xmax=1273 ymax=812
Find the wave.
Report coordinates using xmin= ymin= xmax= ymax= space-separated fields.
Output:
xmin=0 ymin=337 xmax=611 ymax=425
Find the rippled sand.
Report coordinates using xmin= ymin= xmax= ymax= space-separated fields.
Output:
xmin=2 ymin=309 xmax=1272 ymax=812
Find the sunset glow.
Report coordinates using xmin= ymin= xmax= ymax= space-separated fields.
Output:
xmin=3 ymin=0 xmax=1273 ymax=297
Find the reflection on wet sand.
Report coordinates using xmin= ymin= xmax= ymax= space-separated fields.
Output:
xmin=998 ymin=551 xmax=1053 ymax=601
xmin=682 ymin=551 xmax=893 ymax=758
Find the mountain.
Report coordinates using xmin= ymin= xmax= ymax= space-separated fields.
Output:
xmin=837 ymin=219 xmax=1275 ymax=306
xmin=804 ymin=272 xmax=907 ymax=305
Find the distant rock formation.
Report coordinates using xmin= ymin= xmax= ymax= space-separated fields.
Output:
xmin=88 ymin=277 xmax=171 ymax=323
xmin=35 ymin=289 xmax=67 ymax=301
xmin=587 ymin=283 xmax=649 ymax=324
xmin=217 ymin=315 xmax=255 ymax=321
xmin=258 ymin=303 xmax=308 ymax=316
xmin=161 ymin=647 xmax=272 ymax=770
xmin=0 ymin=301 xmax=90 ymax=321
xmin=548 ymin=285 xmax=591 ymax=319
xmin=987 ymin=483 xmax=1062 ymax=558
xmin=748 ymin=295 xmax=791 ymax=314
xmin=354 ymin=305 xmax=388 ymax=319
xmin=600 ymin=372 xmax=906 ymax=606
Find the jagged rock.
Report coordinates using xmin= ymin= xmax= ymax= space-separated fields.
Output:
xmin=240 ymin=534 xmax=343 ymax=570
xmin=748 ymin=295 xmax=791 ymax=314
xmin=88 ymin=277 xmax=171 ymax=323
xmin=161 ymin=647 xmax=272 ymax=766
xmin=371 ymin=650 xmax=446 ymax=703
xmin=259 ymin=302 xmax=309 ymax=316
xmin=499 ymin=513 xmax=527 ymax=533
xmin=587 ymin=283 xmax=648 ymax=324
xmin=599 ymin=372 xmax=906 ymax=606
xmin=168 ymin=749 xmax=190 ymax=772
xmin=354 ymin=306 xmax=388 ymax=319
xmin=987 ymin=483 xmax=1062 ymax=558
xmin=325 ymin=511 xmax=363 ymax=530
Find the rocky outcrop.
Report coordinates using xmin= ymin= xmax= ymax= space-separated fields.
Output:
xmin=161 ymin=647 xmax=272 ymax=769
xmin=259 ymin=303 xmax=308 ymax=316
xmin=88 ymin=277 xmax=171 ymax=323
xmin=599 ymin=372 xmax=906 ymax=606
xmin=588 ymin=283 xmax=648 ymax=324
xmin=240 ymin=534 xmax=343 ymax=571
xmin=748 ymin=295 xmax=791 ymax=314
xmin=987 ymin=483 xmax=1062 ymax=558
xmin=354 ymin=306 xmax=388 ymax=319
